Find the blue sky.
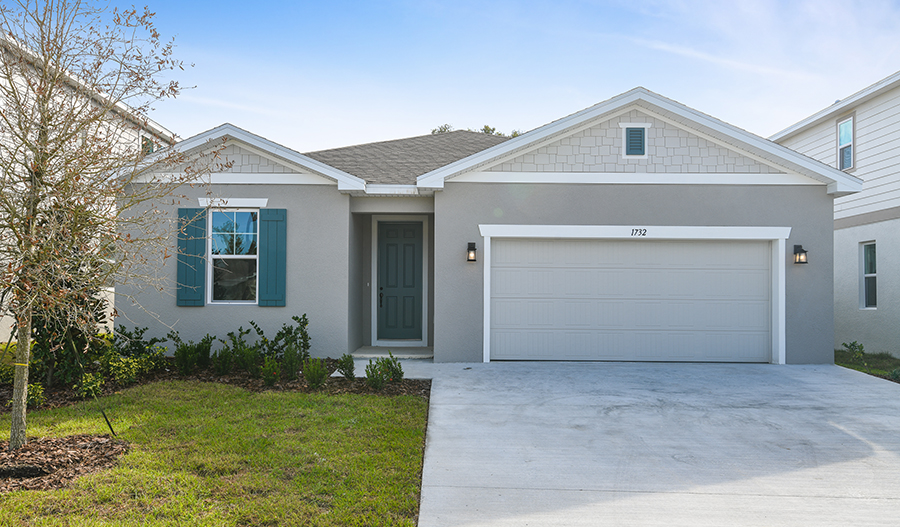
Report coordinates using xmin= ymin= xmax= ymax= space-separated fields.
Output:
xmin=145 ymin=0 xmax=900 ymax=151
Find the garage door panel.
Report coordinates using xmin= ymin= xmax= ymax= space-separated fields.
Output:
xmin=490 ymin=238 xmax=771 ymax=362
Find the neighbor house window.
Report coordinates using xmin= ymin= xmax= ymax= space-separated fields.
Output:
xmin=862 ymin=242 xmax=876 ymax=308
xmin=619 ymin=123 xmax=651 ymax=158
xmin=838 ymin=116 xmax=854 ymax=170
xmin=210 ymin=210 xmax=258 ymax=302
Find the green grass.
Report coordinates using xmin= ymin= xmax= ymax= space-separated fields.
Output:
xmin=835 ymin=348 xmax=900 ymax=377
xmin=0 ymin=381 xmax=429 ymax=526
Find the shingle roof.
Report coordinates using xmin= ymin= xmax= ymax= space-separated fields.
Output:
xmin=303 ymin=130 xmax=509 ymax=185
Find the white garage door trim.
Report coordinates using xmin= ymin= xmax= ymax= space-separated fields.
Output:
xmin=478 ymin=225 xmax=792 ymax=364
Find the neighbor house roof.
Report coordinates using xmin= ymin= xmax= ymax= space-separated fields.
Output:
xmin=304 ymin=130 xmax=509 ymax=185
xmin=769 ymin=70 xmax=900 ymax=142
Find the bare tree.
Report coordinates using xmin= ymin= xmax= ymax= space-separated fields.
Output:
xmin=0 ymin=0 xmax=218 ymax=450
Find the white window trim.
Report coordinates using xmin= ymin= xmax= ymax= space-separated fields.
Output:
xmin=860 ymin=241 xmax=876 ymax=309
xmin=619 ymin=122 xmax=652 ymax=159
xmin=207 ymin=208 xmax=260 ymax=305
xmin=837 ymin=115 xmax=854 ymax=171
xmin=200 ymin=198 xmax=268 ymax=208
xmin=478 ymin=225 xmax=791 ymax=365
xmin=370 ymin=214 xmax=430 ymax=348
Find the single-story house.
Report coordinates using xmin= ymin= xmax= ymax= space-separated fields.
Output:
xmin=122 ymin=87 xmax=862 ymax=363
xmin=771 ymin=71 xmax=900 ymax=357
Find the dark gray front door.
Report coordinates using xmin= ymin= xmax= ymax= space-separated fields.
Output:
xmin=377 ymin=222 xmax=423 ymax=340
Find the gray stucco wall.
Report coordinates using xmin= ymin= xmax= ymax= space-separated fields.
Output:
xmin=433 ymin=183 xmax=835 ymax=364
xmin=834 ymin=219 xmax=900 ymax=356
xmin=117 ymin=184 xmax=351 ymax=358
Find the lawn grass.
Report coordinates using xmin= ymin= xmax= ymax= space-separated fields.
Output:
xmin=835 ymin=348 xmax=900 ymax=377
xmin=0 ymin=380 xmax=429 ymax=526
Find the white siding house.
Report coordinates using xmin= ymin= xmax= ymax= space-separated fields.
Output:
xmin=772 ymin=71 xmax=900 ymax=356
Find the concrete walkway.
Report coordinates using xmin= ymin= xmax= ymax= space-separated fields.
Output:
xmin=406 ymin=362 xmax=900 ymax=527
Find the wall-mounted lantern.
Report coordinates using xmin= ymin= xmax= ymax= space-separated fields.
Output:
xmin=467 ymin=242 xmax=477 ymax=262
xmin=793 ymin=245 xmax=808 ymax=264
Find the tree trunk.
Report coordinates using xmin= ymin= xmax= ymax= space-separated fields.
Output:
xmin=9 ymin=307 xmax=32 ymax=450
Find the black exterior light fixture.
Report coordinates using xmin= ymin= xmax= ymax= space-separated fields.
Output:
xmin=467 ymin=242 xmax=477 ymax=262
xmin=794 ymin=245 xmax=808 ymax=264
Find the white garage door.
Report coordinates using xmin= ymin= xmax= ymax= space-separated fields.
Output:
xmin=490 ymin=238 xmax=772 ymax=362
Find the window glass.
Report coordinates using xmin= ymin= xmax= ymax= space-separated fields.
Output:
xmin=838 ymin=119 xmax=853 ymax=146
xmin=863 ymin=242 xmax=876 ymax=308
xmin=838 ymin=118 xmax=853 ymax=170
xmin=213 ymin=259 xmax=257 ymax=301
xmin=864 ymin=243 xmax=876 ymax=275
xmin=210 ymin=209 xmax=259 ymax=302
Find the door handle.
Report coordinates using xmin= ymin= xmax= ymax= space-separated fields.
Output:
xmin=379 ymin=292 xmax=383 ymax=308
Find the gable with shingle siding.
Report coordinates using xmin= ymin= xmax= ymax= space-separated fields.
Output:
xmin=486 ymin=110 xmax=783 ymax=174
xmin=219 ymin=143 xmax=300 ymax=174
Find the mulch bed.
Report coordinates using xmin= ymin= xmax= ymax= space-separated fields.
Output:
xmin=0 ymin=358 xmax=430 ymax=494
xmin=0 ymin=435 xmax=127 ymax=493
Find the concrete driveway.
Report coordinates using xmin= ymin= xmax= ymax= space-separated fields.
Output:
xmin=409 ymin=362 xmax=900 ymax=526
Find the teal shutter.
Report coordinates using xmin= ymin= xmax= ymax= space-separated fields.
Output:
xmin=177 ymin=208 xmax=206 ymax=306
xmin=258 ymin=208 xmax=287 ymax=307
xmin=625 ymin=127 xmax=645 ymax=156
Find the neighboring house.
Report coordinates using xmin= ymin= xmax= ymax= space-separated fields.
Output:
xmin=123 ymin=87 xmax=861 ymax=364
xmin=772 ymin=72 xmax=900 ymax=357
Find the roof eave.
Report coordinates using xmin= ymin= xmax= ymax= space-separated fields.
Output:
xmin=770 ymin=70 xmax=900 ymax=142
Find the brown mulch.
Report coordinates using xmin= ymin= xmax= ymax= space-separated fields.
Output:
xmin=0 ymin=434 xmax=127 ymax=493
xmin=0 ymin=357 xmax=430 ymax=494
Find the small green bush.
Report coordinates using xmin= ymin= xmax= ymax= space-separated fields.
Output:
xmin=114 ymin=326 xmax=166 ymax=358
xmin=365 ymin=360 xmax=387 ymax=391
xmin=281 ymin=340 xmax=302 ymax=382
xmin=220 ymin=328 xmax=262 ymax=377
xmin=842 ymin=341 xmax=869 ymax=373
xmin=196 ymin=334 xmax=214 ymax=370
xmin=303 ymin=358 xmax=329 ymax=389
xmin=173 ymin=339 xmax=198 ymax=376
xmin=212 ymin=345 xmax=234 ymax=375
xmin=890 ymin=368 xmax=900 ymax=382
xmin=26 ymin=383 xmax=45 ymax=408
xmin=0 ymin=344 xmax=14 ymax=386
xmin=75 ymin=373 xmax=104 ymax=399
xmin=336 ymin=353 xmax=356 ymax=380
xmin=379 ymin=352 xmax=403 ymax=383
xmin=261 ymin=356 xmax=280 ymax=387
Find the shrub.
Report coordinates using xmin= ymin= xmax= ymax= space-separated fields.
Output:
xmin=196 ymin=334 xmax=215 ymax=370
xmin=0 ymin=343 xmax=14 ymax=386
xmin=365 ymin=360 xmax=387 ymax=391
xmin=114 ymin=326 xmax=166 ymax=358
xmin=379 ymin=352 xmax=403 ymax=383
xmin=303 ymin=357 xmax=329 ymax=389
xmin=890 ymin=368 xmax=900 ymax=382
xmin=841 ymin=341 xmax=869 ymax=373
xmin=261 ymin=356 xmax=280 ymax=387
xmin=173 ymin=340 xmax=198 ymax=376
xmin=106 ymin=354 xmax=140 ymax=385
xmin=220 ymin=327 xmax=262 ymax=377
xmin=281 ymin=340 xmax=302 ymax=381
xmin=212 ymin=345 xmax=234 ymax=376
xmin=336 ymin=353 xmax=356 ymax=380
xmin=75 ymin=373 xmax=104 ymax=399
xmin=26 ymin=383 xmax=45 ymax=408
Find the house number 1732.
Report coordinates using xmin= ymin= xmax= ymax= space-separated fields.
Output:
xmin=631 ymin=229 xmax=647 ymax=237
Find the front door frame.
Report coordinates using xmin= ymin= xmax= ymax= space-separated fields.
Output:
xmin=371 ymin=215 xmax=429 ymax=347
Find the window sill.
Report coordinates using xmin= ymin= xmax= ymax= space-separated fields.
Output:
xmin=859 ymin=307 xmax=877 ymax=311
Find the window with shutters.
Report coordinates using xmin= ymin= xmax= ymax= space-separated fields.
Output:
xmin=209 ymin=209 xmax=258 ymax=303
xmin=619 ymin=122 xmax=651 ymax=159
xmin=838 ymin=116 xmax=854 ymax=171
xmin=177 ymin=207 xmax=286 ymax=307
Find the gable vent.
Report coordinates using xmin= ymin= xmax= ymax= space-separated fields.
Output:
xmin=625 ymin=127 xmax=645 ymax=156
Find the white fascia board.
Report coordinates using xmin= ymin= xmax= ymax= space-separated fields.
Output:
xmin=770 ymin=71 xmax=900 ymax=142
xmin=364 ymin=184 xmax=420 ymax=196
xmin=478 ymin=224 xmax=792 ymax=241
xmin=452 ymin=171 xmax=820 ymax=186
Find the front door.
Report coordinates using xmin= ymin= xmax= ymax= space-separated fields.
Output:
xmin=377 ymin=222 xmax=423 ymax=340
